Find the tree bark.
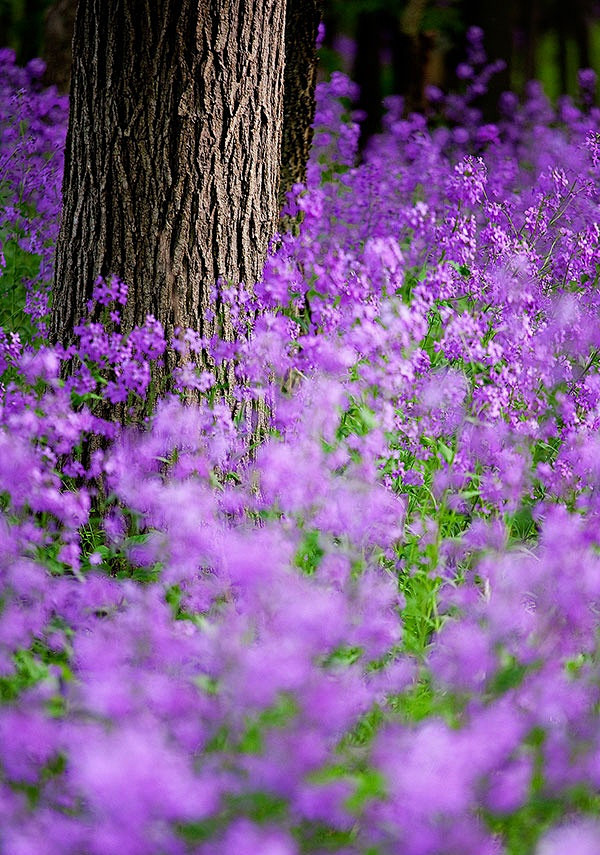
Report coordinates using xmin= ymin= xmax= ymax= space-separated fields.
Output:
xmin=50 ymin=0 xmax=287 ymax=389
xmin=42 ymin=0 xmax=77 ymax=94
xmin=278 ymin=0 xmax=322 ymax=206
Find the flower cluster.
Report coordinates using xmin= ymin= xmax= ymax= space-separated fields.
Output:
xmin=3 ymin=41 xmax=600 ymax=855
xmin=0 ymin=50 xmax=67 ymax=337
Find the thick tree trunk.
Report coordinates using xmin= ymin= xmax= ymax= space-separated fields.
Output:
xmin=42 ymin=0 xmax=77 ymax=93
xmin=50 ymin=0 xmax=287 ymax=388
xmin=278 ymin=0 xmax=321 ymax=206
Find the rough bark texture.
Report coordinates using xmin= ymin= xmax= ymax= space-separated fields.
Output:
xmin=50 ymin=0 xmax=287 ymax=377
xmin=42 ymin=0 xmax=77 ymax=93
xmin=278 ymin=0 xmax=321 ymax=206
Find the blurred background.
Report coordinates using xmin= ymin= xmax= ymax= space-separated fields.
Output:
xmin=2 ymin=0 xmax=600 ymax=138
xmin=321 ymin=0 xmax=600 ymax=142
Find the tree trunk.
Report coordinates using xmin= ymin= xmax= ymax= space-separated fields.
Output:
xmin=556 ymin=0 xmax=568 ymax=95
xmin=17 ymin=0 xmax=47 ymax=64
xmin=354 ymin=10 xmax=384 ymax=153
xmin=50 ymin=0 xmax=288 ymax=393
xmin=278 ymin=0 xmax=321 ymax=206
xmin=400 ymin=0 xmax=428 ymax=115
xmin=42 ymin=0 xmax=77 ymax=93
xmin=0 ymin=2 xmax=14 ymax=49
xmin=462 ymin=0 xmax=513 ymax=118
xmin=524 ymin=0 xmax=540 ymax=83
xmin=574 ymin=0 xmax=591 ymax=72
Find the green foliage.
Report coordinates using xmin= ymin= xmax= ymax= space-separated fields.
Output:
xmin=295 ymin=529 xmax=325 ymax=575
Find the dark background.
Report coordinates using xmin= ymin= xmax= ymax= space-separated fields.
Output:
xmin=2 ymin=0 xmax=600 ymax=137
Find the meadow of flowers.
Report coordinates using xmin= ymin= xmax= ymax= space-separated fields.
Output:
xmin=2 ymin=26 xmax=600 ymax=853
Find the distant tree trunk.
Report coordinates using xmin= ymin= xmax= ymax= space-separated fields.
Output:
xmin=463 ymin=0 xmax=513 ymax=117
xmin=557 ymin=0 xmax=568 ymax=93
xmin=390 ymin=24 xmax=413 ymax=104
xmin=17 ymin=0 xmax=47 ymax=64
xmin=42 ymin=0 xmax=77 ymax=93
xmin=399 ymin=0 xmax=428 ymax=114
xmin=50 ymin=1 xmax=293 ymax=402
xmin=574 ymin=0 xmax=591 ymax=71
xmin=0 ymin=2 xmax=14 ymax=48
xmin=354 ymin=10 xmax=385 ymax=152
xmin=523 ymin=0 xmax=540 ymax=82
xmin=279 ymin=0 xmax=322 ymax=206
